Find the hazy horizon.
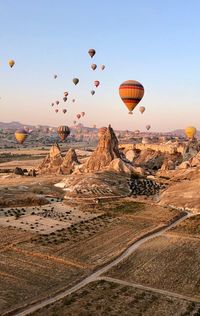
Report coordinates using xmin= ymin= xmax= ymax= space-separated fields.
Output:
xmin=1 ymin=0 xmax=200 ymax=132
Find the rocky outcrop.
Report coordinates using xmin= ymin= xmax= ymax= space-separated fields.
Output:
xmin=107 ymin=158 xmax=144 ymax=176
xmin=14 ymin=167 xmax=24 ymax=176
xmin=182 ymin=140 xmax=200 ymax=161
xmin=82 ymin=125 xmax=121 ymax=172
xmin=38 ymin=144 xmax=79 ymax=174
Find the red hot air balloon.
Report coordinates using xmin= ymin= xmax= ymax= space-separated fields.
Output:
xmin=77 ymin=114 xmax=81 ymax=119
xmin=94 ymin=80 xmax=100 ymax=88
xmin=88 ymin=48 xmax=96 ymax=58
xmin=55 ymin=109 xmax=59 ymax=113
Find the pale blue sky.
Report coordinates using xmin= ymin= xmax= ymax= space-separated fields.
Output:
xmin=0 ymin=0 xmax=200 ymax=131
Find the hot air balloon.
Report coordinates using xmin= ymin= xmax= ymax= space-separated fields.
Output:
xmin=55 ymin=100 xmax=59 ymax=105
xmin=146 ymin=124 xmax=151 ymax=131
xmin=63 ymin=109 xmax=67 ymax=114
xmin=185 ymin=126 xmax=196 ymax=139
xmin=15 ymin=129 xmax=28 ymax=144
xmin=72 ymin=99 xmax=75 ymax=103
xmin=64 ymin=92 xmax=68 ymax=97
xmin=54 ymin=74 xmax=57 ymax=79
xmin=98 ymin=127 xmax=107 ymax=138
xmin=77 ymin=114 xmax=81 ymax=119
xmin=63 ymin=97 xmax=67 ymax=102
xmin=88 ymin=48 xmax=96 ymax=58
xmin=101 ymin=65 xmax=105 ymax=70
xmin=139 ymin=106 xmax=145 ymax=114
xmin=91 ymin=90 xmax=95 ymax=95
xmin=57 ymin=126 xmax=70 ymax=142
xmin=55 ymin=109 xmax=59 ymax=113
xmin=73 ymin=120 xmax=76 ymax=125
xmin=81 ymin=112 xmax=85 ymax=117
xmin=119 ymin=80 xmax=144 ymax=114
xmin=91 ymin=64 xmax=97 ymax=70
xmin=8 ymin=60 xmax=15 ymax=68
xmin=73 ymin=78 xmax=79 ymax=85
xmin=51 ymin=102 xmax=54 ymax=107
xmin=94 ymin=80 xmax=100 ymax=88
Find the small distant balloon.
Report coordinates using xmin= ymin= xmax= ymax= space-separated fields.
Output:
xmin=91 ymin=64 xmax=97 ymax=71
xmin=146 ymin=124 xmax=151 ymax=131
xmin=73 ymin=78 xmax=79 ymax=85
xmin=63 ymin=109 xmax=67 ymax=114
xmin=57 ymin=126 xmax=70 ymax=142
xmin=101 ymin=65 xmax=105 ymax=70
xmin=94 ymin=80 xmax=100 ymax=88
xmin=88 ymin=48 xmax=96 ymax=58
xmin=63 ymin=97 xmax=67 ymax=102
xmin=73 ymin=120 xmax=76 ymax=125
xmin=72 ymin=99 xmax=75 ymax=103
xmin=51 ymin=102 xmax=54 ymax=107
xmin=81 ymin=112 xmax=85 ymax=117
xmin=54 ymin=74 xmax=57 ymax=79
xmin=185 ymin=126 xmax=196 ymax=139
xmin=55 ymin=109 xmax=59 ymax=113
xmin=8 ymin=60 xmax=15 ymax=68
xmin=55 ymin=100 xmax=59 ymax=105
xmin=77 ymin=114 xmax=81 ymax=119
xmin=15 ymin=129 xmax=28 ymax=144
xmin=91 ymin=90 xmax=95 ymax=95
xmin=64 ymin=92 xmax=68 ymax=97
xmin=139 ymin=106 xmax=145 ymax=114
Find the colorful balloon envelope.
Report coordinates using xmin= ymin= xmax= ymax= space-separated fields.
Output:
xmin=15 ymin=129 xmax=28 ymax=144
xmin=88 ymin=48 xmax=96 ymax=58
xmin=91 ymin=64 xmax=97 ymax=70
xmin=98 ymin=127 xmax=107 ymax=138
xmin=77 ymin=114 xmax=81 ymax=119
xmin=185 ymin=126 xmax=196 ymax=139
xmin=64 ymin=91 xmax=68 ymax=97
xmin=8 ymin=60 xmax=15 ymax=68
xmin=91 ymin=90 xmax=95 ymax=95
xmin=94 ymin=80 xmax=100 ymax=88
xmin=139 ymin=106 xmax=145 ymax=114
xmin=55 ymin=109 xmax=59 ymax=113
xmin=119 ymin=80 xmax=144 ymax=114
xmin=63 ymin=97 xmax=67 ymax=102
xmin=63 ymin=109 xmax=67 ymax=114
xmin=146 ymin=124 xmax=151 ymax=131
xmin=57 ymin=126 xmax=70 ymax=142
xmin=73 ymin=78 xmax=79 ymax=85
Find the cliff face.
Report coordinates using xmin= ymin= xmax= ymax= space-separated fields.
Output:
xmin=38 ymin=144 xmax=79 ymax=174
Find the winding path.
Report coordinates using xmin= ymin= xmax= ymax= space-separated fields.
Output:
xmin=12 ymin=212 xmax=192 ymax=316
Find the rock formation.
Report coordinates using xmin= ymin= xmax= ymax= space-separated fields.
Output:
xmin=82 ymin=125 xmax=121 ymax=172
xmin=38 ymin=143 xmax=79 ymax=174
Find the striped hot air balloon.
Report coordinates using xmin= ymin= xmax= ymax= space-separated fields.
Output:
xmin=119 ymin=80 xmax=144 ymax=114
xmin=57 ymin=126 xmax=70 ymax=142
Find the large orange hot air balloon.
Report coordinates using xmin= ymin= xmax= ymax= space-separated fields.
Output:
xmin=15 ymin=129 xmax=28 ymax=144
xmin=57 ymin=126 xmax=70 ymax=142
xmin=119 ymin=80 xmax=144 ymax=114
xmin=185 ymin=126 xmax=196 ymax=139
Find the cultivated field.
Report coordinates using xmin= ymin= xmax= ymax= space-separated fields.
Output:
xmin=32 ymin=279 xmax=200 ymax=316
